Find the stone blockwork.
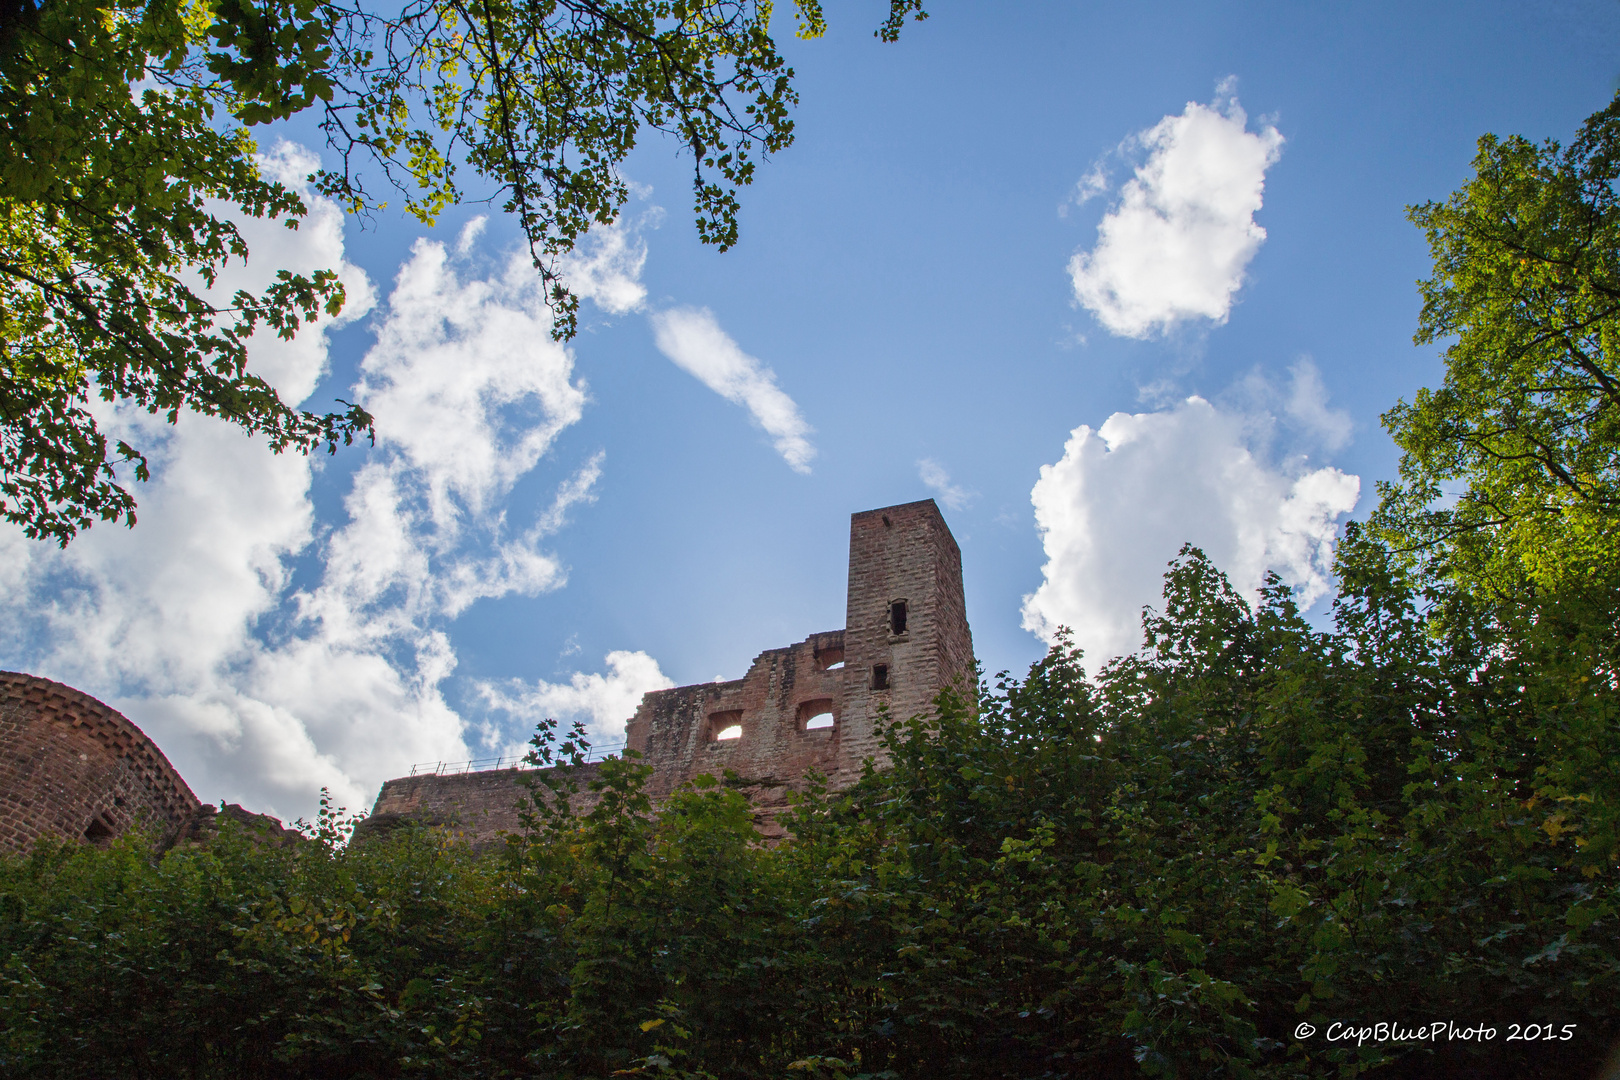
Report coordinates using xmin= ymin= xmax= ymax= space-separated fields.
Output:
xmin=837 ymin=499 xmax=976 ymax=777
xmin=627 ymin=632 xmax=846 ymax=793
xmin=364 ymin=499 xmax=975 ymax=843
xmin=0 ymin=672 xmax=202 ymax=855
xmin=357 ymin=762 xmax=605 ymax=849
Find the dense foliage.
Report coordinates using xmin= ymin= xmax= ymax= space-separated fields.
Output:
xmin=1 ymin=0 xmax=368 ymax=542
xmin=2 ymin=533 xmax=1616 ymax=1078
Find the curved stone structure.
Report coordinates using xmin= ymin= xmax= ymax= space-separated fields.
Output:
xmin=0 ymin=672 xmax=201 ymax=855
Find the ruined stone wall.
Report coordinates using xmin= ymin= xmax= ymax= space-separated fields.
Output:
xmin=0 ymin=672 xmax=201 ymax=855
xmin=358 ymin=763 xmax=605 ymax=848
xmin=363 ymin=499 xmax=974 ymax=845
xmin=624 ymin=630 xmax=846 ymax=832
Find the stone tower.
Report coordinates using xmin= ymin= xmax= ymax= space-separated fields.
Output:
xmin=834 ymin=499 xmax=976 ymax=774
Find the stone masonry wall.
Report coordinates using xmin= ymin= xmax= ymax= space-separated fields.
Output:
xmin=624 ymin=630 xmax=847 ymax=833
xmin=362 ymin=500 xmax=974 ymax=844
xmin=358 ymin=762 xmax=604 ymax=849
xmin=0 ymin=672 xmax=202 ymax=855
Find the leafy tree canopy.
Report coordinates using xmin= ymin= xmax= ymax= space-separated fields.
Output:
xmin=1376 ymin=93 xmax=1620 ymax=600
xmin=0 ymin=0 xmax=928 ymax=544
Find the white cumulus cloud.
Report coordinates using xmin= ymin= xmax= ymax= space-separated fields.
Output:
xmin=479 ymin=650 xmax=675 ymax=750
xmin=1069 ymin=80 xmax=1284 ymax=338
xmin=649 ymin=306 xmax=816 ymax=473
xmin=0 ymin=156 xmax=643 ymax=822
xmin=1021 ymin=393 xmax=1359 ymax=666
xmin=356 ymin=227 xmax=589 ymax=522
xmin=319 ymin=222 xmax=595 ymax=630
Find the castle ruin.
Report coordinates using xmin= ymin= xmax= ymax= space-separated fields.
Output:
xmin=0 ymin=500 xmax=973 ymax=852
xmin=363 ymin=499 xmax=974 ymax=841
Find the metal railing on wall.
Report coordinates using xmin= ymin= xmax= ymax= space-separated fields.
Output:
xmin=407 ymin=742 xmax=626 ymax=777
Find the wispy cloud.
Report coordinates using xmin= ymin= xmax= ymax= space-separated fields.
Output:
xmin=1221 ymin=356 xmax=1354 ymax=458
xmin=650 ymin=306 xmax=816 ymax=473
xmin=1021 ymin=387 xmax=1359 ymax=665
xmin=546 ymin=197 xmax=818 ymax=476
xmin=917 ymin=459 xmax=973 ymax=510
xmin=1069 ymin=79 xmax=1284 ymax=338
xmin=434 ymin=456 xmax=605 ymax=618
xmin=1061 ymin=161 xmax=1112 ymax=217
xmin=1283 ymin=358 xmax=1353 ymax=451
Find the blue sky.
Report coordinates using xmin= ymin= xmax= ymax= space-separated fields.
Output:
xmin=3 ymin=1 xmax=1618 ymax=821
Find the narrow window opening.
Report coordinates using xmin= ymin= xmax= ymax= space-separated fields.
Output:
xmin=872 ymin=664 xmax=889 ymax=691
xmin=889 ymin=600 xmax=908 ymax=635
xmin=804 ymin=712 xmax=836 ymax=730
xmin=84 ymin=815 xmax=115 ymax=843
xmin=714 ymin=725 xmax=743 ymax=741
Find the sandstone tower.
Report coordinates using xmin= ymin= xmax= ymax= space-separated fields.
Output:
xmin=836 ymin=497 xmax=976 ymax=774
xmin=364 ymin=499 xmax=974 ymax=840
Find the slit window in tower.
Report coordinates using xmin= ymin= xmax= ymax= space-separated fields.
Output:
xmin=889 ymin=600 xmax=908 ymax=636
xmin=872 ymin=664 xmax=889 ymax=691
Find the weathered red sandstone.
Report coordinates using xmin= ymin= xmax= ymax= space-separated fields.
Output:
xmin=363 ymin=499 xmax=975 ymax=843
xmin=0 ymin=671 xmax=202 ymax=854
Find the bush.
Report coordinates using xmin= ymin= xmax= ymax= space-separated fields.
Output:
xmin=3 ymin=545 xmax=1616 ymax=1078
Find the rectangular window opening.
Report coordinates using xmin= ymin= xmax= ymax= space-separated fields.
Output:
xmin=889 ymin=600 xmax=908 ymax=636
xmin=871 ymin=664 xmax=889 ymax=691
